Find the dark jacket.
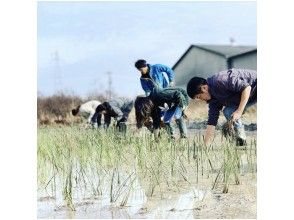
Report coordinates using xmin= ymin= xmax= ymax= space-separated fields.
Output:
xmin=149 ymin=87 xmax=189 ymax=129
xmin=207 ymin=69 xmax=257 ymax=126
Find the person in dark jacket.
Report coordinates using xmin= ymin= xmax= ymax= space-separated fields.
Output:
xmin=135 ymin=87 xmax=189 ymax=140
xmin=186 ymin=69 xmax=257 ymax=146
xmin=92 ymin=98 xmax=134 ymax=133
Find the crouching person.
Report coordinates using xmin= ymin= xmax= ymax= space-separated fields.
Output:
xmin=92 ymin=98 xmax=134 ymax=133
xmin=135 ymin=87 xmax=188 ymax=141
xmin=186 ymin=68 xmax=257 ymax=146
xmin=71 ymin=100 xmax=101 ymax=125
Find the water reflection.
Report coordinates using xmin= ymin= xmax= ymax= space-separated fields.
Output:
xmin=143 ymin=187 xmax=205 ymax=219
xmin=38 ymin=175 xmax=206 ymax=219
xmin=38 ymin=173 xmax=148 ymax=218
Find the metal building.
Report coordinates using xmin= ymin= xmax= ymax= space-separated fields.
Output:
xmin=173 ymin=44 xmax=257 ymax=87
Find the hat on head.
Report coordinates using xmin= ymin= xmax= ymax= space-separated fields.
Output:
xmin=135 ymin=59 xmax=147 ymax=69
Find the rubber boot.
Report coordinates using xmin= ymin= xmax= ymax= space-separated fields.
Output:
xmin=176 ymin=118 xmax=187 ymax=138
xmin=164 ymin=123 xmax=175 ymax=139
xmin=91 ymin=122 xmax=98 ymax=129
xmin=118 ymin=122 xmax=127 ymax=134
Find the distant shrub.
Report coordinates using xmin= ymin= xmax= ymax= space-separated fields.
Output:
xmin=37 ymin=91 xmax=120 ymax=125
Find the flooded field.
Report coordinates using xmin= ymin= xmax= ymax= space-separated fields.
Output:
xmin=37 ymin=125 xmax=256 ymax=219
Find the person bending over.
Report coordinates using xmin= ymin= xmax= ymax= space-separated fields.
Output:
xmin=186 ymin=69 xmax=257 ymax=146
xmin=92 ymin=98 xmax=134 ymax=133
xmin=71 ymin=100 xmax=101 ymax=125
xmin=135 ymin=87 xmax=189 ymax=141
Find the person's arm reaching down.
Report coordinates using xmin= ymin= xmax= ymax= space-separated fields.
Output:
xmin=231 ymin=86 xmax=251 ymax=122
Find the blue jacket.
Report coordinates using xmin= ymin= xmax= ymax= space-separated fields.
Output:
xmin=140 ymin=64 xmax=174 ymax=96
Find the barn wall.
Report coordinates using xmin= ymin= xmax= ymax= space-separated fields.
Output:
xmin=174 ymin=47 xmax=227 ymax=87
xmin=231 ymin=52 xmax=257 ymax=70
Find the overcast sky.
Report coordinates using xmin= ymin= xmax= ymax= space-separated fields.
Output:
xmin=37 ymin=1 xmax=256 ymax=98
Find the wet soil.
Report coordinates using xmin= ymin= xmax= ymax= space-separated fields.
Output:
xmin=38 ymin=127 xmax=256 ymax=219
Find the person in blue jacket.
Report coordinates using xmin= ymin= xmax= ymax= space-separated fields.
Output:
xmin=134 ymin=59 xmax=174 ymax=96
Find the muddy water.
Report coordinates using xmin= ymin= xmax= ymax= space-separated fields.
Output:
xmin=38 ymin=174 xmax=256 ymax=219
xmin=38 ymin=189 xmax=207 ymax=219
xmin=38 ymin=129 xmax=257 ymax=219
xmin=38 ymin=170 xmax=207 ymax=219
xmin=138 ymin=188 xmax=206 ymax=219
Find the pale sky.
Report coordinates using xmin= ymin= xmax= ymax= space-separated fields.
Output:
xmin=37 ymin=1 xmax=256 ymax=98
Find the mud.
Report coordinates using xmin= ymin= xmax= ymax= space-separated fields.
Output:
xmin=38 ymin=127 xmax=257 ymax=219
xmin=38 ymin=173 xmax=256 ymax=219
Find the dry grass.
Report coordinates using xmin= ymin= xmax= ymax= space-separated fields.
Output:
xmin=37 ymin=92 xmax=110 ymax=125
xmin=185 ymin=100 xmax=257 ymax=125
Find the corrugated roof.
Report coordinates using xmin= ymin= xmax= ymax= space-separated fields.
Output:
xmin=172 ymin=44 xmax=257 ymax=70
xmin=194 ymin=44 xmax=256 ymax=58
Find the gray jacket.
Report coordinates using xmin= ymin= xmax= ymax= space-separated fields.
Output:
xmin=100 ymin=98 xmax=134 ymax=128
xmin=107 ymin=99 xmax=134 ymax=121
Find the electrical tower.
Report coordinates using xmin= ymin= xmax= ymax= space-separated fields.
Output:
xmin=106 ymin=71 xmax=112 ymax=99
xmin=52 ymin=50 xmax=63 ymax=93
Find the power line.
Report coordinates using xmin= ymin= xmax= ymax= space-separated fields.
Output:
xmin=52 ymin=50 xmax=63 ymax=93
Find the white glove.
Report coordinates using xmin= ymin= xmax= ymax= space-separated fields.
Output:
xmin=159 ymin=103 xmax=169 ymax=111
xmin=169 ymin=81 xmax=175 ymax=87
xmin=182 ymin=108 xmax=188 ymax=119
